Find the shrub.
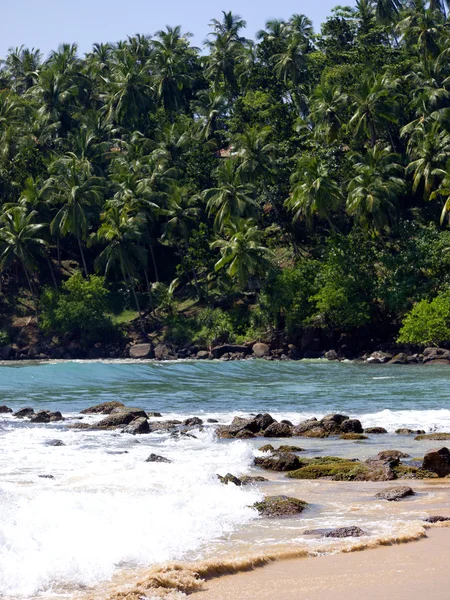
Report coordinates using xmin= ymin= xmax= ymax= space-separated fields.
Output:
xmin=397 ymin=289 xmax=450 ymax=347
xmin=192 ymin=308 xmax=236 ymax=347
xmin=40 ymin=273 xmax=119 ymax=344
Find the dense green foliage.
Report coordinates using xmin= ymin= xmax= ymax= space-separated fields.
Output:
xmin=2 ymin=2 xmax=450 ymax=349
xmin=398 ymin=288 xmax=450 ymax=346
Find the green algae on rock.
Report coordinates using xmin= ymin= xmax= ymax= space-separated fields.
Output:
xmin=253 ymin=495 xmax=308 ymax=518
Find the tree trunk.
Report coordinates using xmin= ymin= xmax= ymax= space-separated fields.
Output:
xmin=56 ymin=235 xmax=61 ymax=267
xmin=77 ymin=235 xmax=89 ymax=278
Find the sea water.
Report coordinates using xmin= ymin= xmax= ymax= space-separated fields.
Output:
xmin=0 ymin=359 xmax=449 ymax=597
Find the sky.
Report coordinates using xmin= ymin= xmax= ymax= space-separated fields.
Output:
xmin=0 ymin=0 xmax=356 ymax=60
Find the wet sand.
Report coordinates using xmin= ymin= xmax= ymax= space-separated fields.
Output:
xmin=196 ymin=528 xmax=450 ymax=600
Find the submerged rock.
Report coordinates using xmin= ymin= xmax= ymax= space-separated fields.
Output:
xmin=13 ymin=407 xmax=34 ymax=418
xmin=240 ymin=475 xmax=268 ymax=485
xmin=375 ymin=486 xmax=414 ymax=501
xmin=415 ymin=433 xmax=450 ymax=441
xmin=424 ymin=516 xmax=450 ymax=523
xmin=377 ymin=450 xmax=410 ymax=460
xmin=217 ymin=473 xmax=242 ymax=486
xmin=422 ymin=447 xmax=450 ymax=477
xmin=253 ymin=495 xmax=308 ymax=518
xmin=44 ymin=439 xmax=65 ymax=446
xmin=324 ymin=526 xmax=366 ymax=538
xmin=340 ymin=433 xmax=368 ymax=440
xmin=396 ymin=428 xmax=425 ymax=435
xmin=364 ymin=427 xmax=388 ymax=434
xmin=146 ymin=453 xmax=172 ymax=463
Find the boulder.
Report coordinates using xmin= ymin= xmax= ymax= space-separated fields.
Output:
xmin=252 ymin=342 xmax=270 ymax=358
xmin=154 ymin=343 xmax=174 ymax=360
xmin=122 ymin=417 xmax=150 ymax=435
xmin=422 ymin=447 xmax=450 ymax=477
xmin=324 ymin=526 xmax=366 ymax=538
xmin=300 ymin=426 xmax=330 ymax=438
xmin=252 ymin=413 xmax=276 ymax=431
xmin=375 ymin=486 xmax=414 ymax=501
xmin=341 ymin=419 xmax=363 ymax=434
xmin=0 ymin=405 xmax=12 ymax=413
xmin=263 ymin=422 xmax=293 ymax=438
xmin=388 ymin=353 xmax=408 ymax=365
xmin=14 ymin=407 xmax=34 ymax=418
xmin=323 ymin=414 xmax=349 ymax=425
xmin=396 ymin=428 xmax=425 ymax=435
xmin=292 ymin=418 xmax=318 ymax=435
xmin=415 ymin=433 xmax=450 ymax=441
xmin=322 ymin=414 xmax=349 ymax=434
xmin=44 ymin=439 xmax=65 ymax=446
xmin=364 ymin=427 xmax=388 ymax=434
xmin=253 ymin=495 xmax=308 ymax=518
xmin=217 ymin=473 xmax=242 ymax=486
xmin=286 ymin=456 xmax=395 ymax=482
xmin=363 ymin=458 xmax=397 ymax=481
xmin=423 ymin=348 xmax=450 ymax=364
xmin=80 ymin=401 xmax=125 ymax=415
xmin=258 ymin=444 xmax=275 ymax=452
xmin=148 ymin=420 xmax=180 ymax=433
xmin=183 ymin=417 xmax=203 ymax=427
xmin=210 ymin=344 xmax=250 ymax=359
xmin=254 ymin=452 xmax=302 ymax=472
xmin=196 ymin=350 xmax=210 ymax=360
xmin=377 ymin=450 xmax=410 ymax=460
xmin=324 ymin=350 xmax=339 ymax=361
xmin=367 ymin=351 xmax=392 ymax=364
xmin=277 ymin=445 xmax=304 ymax=452
xmin=129 ymin=343 xmax=153 ymax=359
xmin=235 ymin=429 xmax=256 ymax=438
xmin=340 ymin=433 xmax=368 ymax=440
xmin=30 ymin=410 xmax=64 ymax=423
xmin=146 ymin=453 xmax=172 ymax=463
xmin=95 ymin=407 xmax=147 ymax=428
xmin=240 ymin=475 xmax=268 ymax=484
xmin=207 ymin=418 xmax=218 ymax=423
xmin=148 ymin=412 xmax=162 ymax=417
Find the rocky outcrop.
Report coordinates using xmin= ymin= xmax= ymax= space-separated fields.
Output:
xmin=377 ymin=450 xmax=410 ymax=460
xmin=254 ymin=452 xmax=302 ymax=472
xmin=183 ymin=417 xmax=203 ymax=427
xmin=210 ymin=344 xmax=250 ymax=359
xmin=263 ymin=422 xmax=293 ymax=437
xmin=396 ymin=428 xmax=425 ymax=435
xmin=340 ymin=419 xmax=363 ymax=434
xmin=253 ymin=495 xmax=308 ymax=518
xmin=44 ymin=439 xmax=65 ymax=446
xmin=30 ymin=410 xmax=64 ymax=423
xmin=324 ymin=526 xmax=366 ymax=538
xmin=80 ymin=401 xmax=125 ymax=415
xmin=286 ymin=455 xmax=402 ymax=482
xmin=240 ymin=475 xmax=268 ymax=484
xmin=415 ymin=433 xmax=450 ymax=441
xmin=364 ymin=427 xmax=388 ymax=434
xmin=217 ymin=473 xmax=242 ymax=486
xmin=252 ymin=342 xmax=270 ymax=358
xmin=423 ymin=348 xmax=450 ymax=364
xmin=146 ymin=453 xmax=172 ymax=463
xmin=375 ymin=486 xmax=414 ymax=501
xmin=122 ymin=417 xmax=150 ymax=435
xmin=13 ymin=407 xmax=34 ymax=418
xmin=388 ymin=353 xmax=408 ymax=364
xmin=0 ymin=405 xmax=12 ymax=413
xmin=367 ymin=351 xmax=392 ymax=364
xmin=154 ymin=343 xmax=175 ymax=360
xmin=95 ymin=407 xmax=148 ymax=428
xmin=424 ymin=516 xmax=450 ymax=523
xmin=422 ymin=447 xmax=450 ymax=477
xmin=129 ymin=343 xmax=153 ymax=359
xmin=196 ymin=351 xmax=210 ymax=360
xmin=340 ymin=433 xmax=368 ymax=440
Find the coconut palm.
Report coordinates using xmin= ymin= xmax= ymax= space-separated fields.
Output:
xmin=193 ymin=89 xmax=229 ymax=140
xmin=373 ymin=0 xmax=402 ymax=25
xmin=309 ymin=85 xmax=348 ymax=142
xmin=2 ymin=46 xmax=41 ymax=94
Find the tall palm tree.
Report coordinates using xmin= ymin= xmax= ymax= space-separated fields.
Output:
xmin=3 ymin=46 xmax=41 ymax=94
xmin=193 ymin=89 xmax=228 ymax=140
xmin=211 ymin=219 xmax=273 ymax=291
xmin=286 ymin=156 xmax=342 ymax=229
xmin=346 ymin=145 xmax=406 ymax=231
xmin=309 ymin=85 xmax=348 ymax=142
xmin=373 ymin=0 xmax=402 ymax=25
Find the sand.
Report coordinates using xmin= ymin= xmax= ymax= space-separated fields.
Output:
xmin=196 ymin=528 xmax=450 ymax=600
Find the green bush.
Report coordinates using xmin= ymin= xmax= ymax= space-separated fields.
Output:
xmin=397 ymin=289 xmax=450 ymax=347
xmin=192 ymin=308 xmax=236 ymax=347
xmin=40 ymin=273 xmax=119 ymax=344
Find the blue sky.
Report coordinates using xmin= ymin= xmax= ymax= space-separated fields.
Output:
xmin=1 ymin=0 xmax=356 ymax=60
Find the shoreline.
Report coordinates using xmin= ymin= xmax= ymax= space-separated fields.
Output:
xmin=195 ymin=526 xmax=450 ymax=600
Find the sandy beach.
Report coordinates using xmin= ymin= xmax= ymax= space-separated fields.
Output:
xmin=196 ymin=527 xmax=450 ymax=599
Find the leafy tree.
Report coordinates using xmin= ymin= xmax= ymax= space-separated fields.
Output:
xmin=397 ymin=288 xmax=450 ymax=347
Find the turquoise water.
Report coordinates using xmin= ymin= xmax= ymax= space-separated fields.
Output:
xmin=0 ymin=359 xmax=449 ymax=417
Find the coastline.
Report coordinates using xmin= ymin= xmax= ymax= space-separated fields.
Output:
xmin=195 ymin=527 xmax=450 ymax=600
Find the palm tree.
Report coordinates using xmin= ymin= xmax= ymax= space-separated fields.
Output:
xmin=49 ymin=156 xmax=104 ymax=276
xmin=397 ymin=3 xmax=445 ymax=60
xmin=373 ymin=0 xmax=402 ymax=25
xmin=286 ymin=156 xmax=342 ymax=229
xmin=309 ymin=85 xmax=348 ymax=142
xmin=0 ymin=207 xmax=48 ymax=314
xmin=193 ymin=89 xmax=228 ymax=140
xmin=94 ymin=205 xmax=146 ymax=331
xmin=211 ymin=219 xmax=273 ymax=290
xmin=203 ymin=160 xmax=258 ymax=231
xmin=3 ymin=46 xmax=41 ymax=94
xmin=346 ymin=145 xmax=406 ymax=231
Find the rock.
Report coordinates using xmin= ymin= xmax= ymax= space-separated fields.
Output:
xmin=365 ymin=427 xmax=388 ymax=434
xmin=14 ymin=407 xmax=34 ymax=418
xmin=235 ymin=429 xmax=256 ymax=438
xmin=292 ymin=418 xmax=318 ymax=435
xmin=363 ymin=458 xmax=397 ymax=481
xmin=277 ymin=445 xmax=304 ymax=452
xmin=324 ymin=350 xmax=339 ymax=361
xmin=122 ymin=417 xmax=150 ymax=435
xmin=388 ymin=353 xmax=408 ymax=365
xmin=216 ymin=413 xmax=275 ymax=438
xmin=154 ymin=343 xmax=174 ymax=360
xmin=340 ymin=433 xmax=368 ymax=440
xmin=415 ymin=433 xmax=450 ymax=441
xmin=218 ymin=473 xmax=242 ymax=486
xmin=129 ymin=343 xmax=153 ymax=359
xmin=263 ymin=422 xmax=293 ymax=438
xmin=281 ymin=419 xmax=293 ymax=426
xmin=0 ymin=405 xmax=12 ymax=413
xmin=148 ymin=420 xmax=181 ymax=432
xmin=196 ymin=350 xmax=210 ymax=360
xmin=254 ymin=452 xmax=302 ymax=472
xmin=253 ymin=495 xmax=308 ymax=518
xmin=210 ymin=344 xmax=250 ymax=359
xmin=44 ymin=439 xmax=65 ymax=446
xmin=323 ymin=414 xmax=349 ymax=425
xmin=340 ymin=419 xmax=363 ymax=434
xmin=424 ymin=516 xmax=450 ymax=523
xmin=240 ymin=476 xmax=268 ymax=484
xmin=148 ymin=412 xmax=162 ymax=417
xmin=258 ymin=444 xmax=275 ymax=452
xmin=396 ymin=428 xmax=425 ymax=435
xmin=146 ymin=453 xmax=172 ymax=463
xmin=286 ymin=456 xmax=393 ymax=482
xmin=30 ymin=410 xmax=64 ymax=423
xmin=39 ymin=474 xmax=55 ymax=479
xmin=95 ymin=407 xmax=148 ymax=428
xmin=183 ymin=417 xmax=203 ymax=427
xmin=375 ymin=486 xmax=414 ymax=501
xmin=377 ymin=450 xmax=410 ymax=460
xmin=423 ymin=348 xmax=450 ymax=363
xmin=422 ymin=447 xmax=450 ymax=477
xmin=67 ymin=423 xmax=91 ymax=430
xmin=252 ymin=413 xmax=276 ymax=431
xmin=207 ymin=418 xmax=218 ymax=423
xmin=322 ymin=414 xmax=349 ymax=434
xmin=80 ymin=401 xmax=125 ymax=415
xmin=252 ymin=342 xmax=270 ymax=358
xmin=300 ymin=427 xmax=330 ymax=438
xmin=324 ymin=526 xmax=366 ymax=538
xmin=49 ymin=411 xmax=64 ymax=422
xmin=367 ymin=351 xmax=392 ymax=363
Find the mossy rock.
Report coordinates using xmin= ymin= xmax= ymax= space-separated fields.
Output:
xmin=414 ymin=433 xmax=450 ymax=441
xmin=340 ymin=433 xmax=368 ymax=440
xmin=286 ymin=459 xmax=369 ymax=481
xmin=253 ymin=495 xmax=308 ymax=518
xmin=393 ymin=465 xmax=438 ymax=479
xmin=277 ymin=445 xmax=305 ymax=452
xmin=258 ymin=444 xmax=275 ymax=452
xmin=300 ymin=427 xmax=330 ymax=438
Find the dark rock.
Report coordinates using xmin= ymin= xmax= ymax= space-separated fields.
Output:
xmin=277 ymin=445 xmax=304 ymax=453
xmin=122 ymin=417 xmax=150 ymax=435
xmin=95 ymin=408 xmax=148 ymax=428
xmin=396 ymin=428 xmax=425 ymax=435
xmin=67 ymin=423 xmax=91 ymax=429
xmin=148 ymin=412 xmax=162 ymax=417
xmin=44 ymin=439 xmax=65 ymax=446
xmin=196 ymin=350 xmax=210 ymax=360
xmin=210 ymin=344 xmax=250 ymax=359
xmin=253 ymin=495 xmax=308 ymax=518
xmin=183 ymin=417 xmax=203 ymax=426
xmin=258 ymin=444 xmax=275 ymax=452
xmin=322 ymin=414 xmax=349 ymax=434
xmin=80 ymin=401 xmax=125 ymax=415
xmin=235 ymin=429 xmax=256 ymax=438
xmin=39 ymin=474 xmax=55 ymax=479
xmin=240 ymin=476 xmax=268 ymax=484
xmin=146 ymin=453 xmax=172 ymax=463
xmin=0 ymin=405 xmax=12 ymax=413
xmin=324 ymin=526 xmax=366 ymax=538
xmin=388 ymin=353 xmax=408 ymax=365
xmin=324 ymin=350 xmax=339 ymax=361
xmin=415 ymin=433 xmax=450 ymax=441
xmin=254 ymin=452 xmax=302 ymax=472
xmin=207 ymin=418 xmax=218 ymax=423
xmin=14 ymin=407 xmax=34 ymax=418
xmin=49 ymin=411 xmax=64 ymax=422
xmin=364 ymin=458 xmax=397 ymax=480
xmin=252 ymin=342 xmax=270 ymax=358
xmin=148 ymin=420 xmax=181 ymax=432
xmin=292 ymin=418 xmax=318 ymax=435
xmin=367 ymin=351 xmax=392 ymax=364
xmin=340 ymin=433 xmax=368 ymax=440
xmin=263 ymin=422 xmax=293 ymax=438
xmin=217 ymin=473 xmax=242 ymax=486
xmin=422 ymin=447 xmax=450 ymax=477
xmin=0 ymin=345 xmax=13 ymax=359
xmin=340 ymin=419 xmax=363 ymax=434
xmin=423 ymin=348 xmax=450 ymax=364
xmin=252 ymin=413 xmax=276 ymax=431
xmin=375 ymin=486 xmax=414 ymax=501
xmin=299 ymin=426 xmax=330 ymax=438
xmin=281 ymin=419 xmax=293 ymax=426
xmin=323 ymin=414 xmax=349 ymax=425
xmin=129 ymin=343 xmax=153 ymax=359
xmin=365 ymin=427 xmax=388 ymax=434
xmin=424 ymin=516 xmax=450 ymax=523
xmin=377 ymin=450 xmax=410 ymax=460
xmin=154 ymin=343 xmax=175 ymax=360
